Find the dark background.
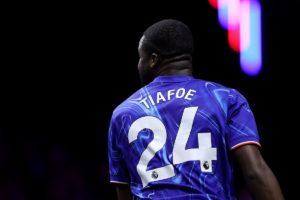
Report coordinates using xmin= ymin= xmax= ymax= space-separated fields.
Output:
xmin=1 ymin=0 xmax=298 ymax=199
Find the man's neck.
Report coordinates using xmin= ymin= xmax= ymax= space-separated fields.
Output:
xmin=158 ymin=68 xmax=193 ymax=76
xmin=156 ymin=60 xmax=193 ymax=76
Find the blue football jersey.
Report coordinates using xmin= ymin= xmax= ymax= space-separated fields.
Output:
xmin=108 ymin=76 xmax=260 ymax=200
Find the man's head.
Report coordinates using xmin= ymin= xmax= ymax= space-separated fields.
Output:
xmin=138 ymin=19 xmax=194 ymax=85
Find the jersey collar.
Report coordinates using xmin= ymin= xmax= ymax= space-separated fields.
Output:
xmin=152 ymin=75 xmax=194 ymax=83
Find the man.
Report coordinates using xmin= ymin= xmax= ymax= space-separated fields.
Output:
xmin=108 ymin=19 xmax=284 ymax=200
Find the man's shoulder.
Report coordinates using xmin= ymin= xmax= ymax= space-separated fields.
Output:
xmin=111 ymin=87 xmax=146 ymax=120
xmin=192 ymin=77 xmax=234 ymax=92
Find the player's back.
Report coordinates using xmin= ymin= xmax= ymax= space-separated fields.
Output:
xmin=109 ymin=75 xmax=258 ymax=199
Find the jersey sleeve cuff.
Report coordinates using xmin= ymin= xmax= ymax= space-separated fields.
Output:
xmin=230 ymin=141 xmax=261 ymax=151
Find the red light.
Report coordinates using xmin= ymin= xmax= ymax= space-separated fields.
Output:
xmin=208 ymin=0 xmax=218 ymax=9
xmin=228 ymin=26 xmax=240 ymax=52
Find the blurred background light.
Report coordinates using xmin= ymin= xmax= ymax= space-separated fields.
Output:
xmin=208 ymin=0 xmax=218 ymax=9
xmin=211 ymin=0 xmax=262 ymax=76
xmin=240 ymin=0 xmax=262 ymax=76
xmin=218 ymin=0 xmax=229 ymax=29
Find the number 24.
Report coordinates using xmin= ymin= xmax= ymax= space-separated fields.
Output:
xmin=128 ymin=107 xmax=217 ymax=187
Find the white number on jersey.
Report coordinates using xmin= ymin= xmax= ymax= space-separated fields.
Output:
xmin=128 ymin=106 xmax=217 ymax=187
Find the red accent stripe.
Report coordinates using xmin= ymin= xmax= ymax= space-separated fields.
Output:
xmin=231 ymin=141 xmax=261 ymax=150
xmin=110 ymin=180 xmax=129 ymax=185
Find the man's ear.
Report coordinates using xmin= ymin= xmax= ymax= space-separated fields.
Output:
xmin=150 ymin=53 xmax=159 ymax=69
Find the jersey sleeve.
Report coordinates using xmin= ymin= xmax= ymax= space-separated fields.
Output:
xmin=226 ymin=89 xmax=261 ymax=150
xmin=108 ymin=114 xmax=130 ymax=184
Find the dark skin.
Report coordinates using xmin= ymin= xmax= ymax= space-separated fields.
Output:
xmin=234 ymin=145 xmax=284 ymax=200
xmin=113 ymin=36 xmax=284 ymax=200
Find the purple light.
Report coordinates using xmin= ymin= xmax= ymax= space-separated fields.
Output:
xmin=218 ymin=0 xmax=229 ymax=29
xmin=240 ymin=0 xmax=262 ymax=76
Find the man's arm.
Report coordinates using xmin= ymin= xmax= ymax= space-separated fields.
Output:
xmin=232 ymin=145 xmax=284 ymax=200
xmin=115 ymin=184 xmax=132 ymax=200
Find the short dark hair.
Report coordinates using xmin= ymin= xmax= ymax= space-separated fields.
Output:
xmin=142 ymin=19 xmax=194 ymax=58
